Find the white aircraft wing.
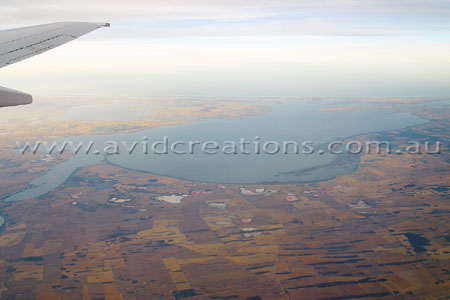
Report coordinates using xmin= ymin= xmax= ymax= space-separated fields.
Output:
xmin=0 ymin=22 xmax=109 ymax=108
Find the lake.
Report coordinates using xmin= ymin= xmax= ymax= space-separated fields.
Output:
xmin=3 ymin=100 xmax=426 ymax=202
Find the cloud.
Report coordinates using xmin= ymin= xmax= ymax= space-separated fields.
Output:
xmin=1 ymin=0 xmax=449 ymax=38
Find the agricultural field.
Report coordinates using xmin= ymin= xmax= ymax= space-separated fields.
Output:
xmin=0 ymin=99 xmax=448 ymax=299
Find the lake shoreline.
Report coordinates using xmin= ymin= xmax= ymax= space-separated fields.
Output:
xmin=0 ymin=100 xmax=427 ymax=203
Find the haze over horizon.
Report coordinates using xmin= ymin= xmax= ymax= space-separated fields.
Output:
xmin=1 ymin=0 xmax=449 ymax=98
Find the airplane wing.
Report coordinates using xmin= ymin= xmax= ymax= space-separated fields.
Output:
xmin=0 ymin=22 xmax=109 ymax=108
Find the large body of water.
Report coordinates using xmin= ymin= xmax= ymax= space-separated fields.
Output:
xmin=3 ymin=100 xmax=426 ymax=202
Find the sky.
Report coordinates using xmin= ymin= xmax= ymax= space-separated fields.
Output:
xmin=1 ymin=0 xmax=450 ymax=98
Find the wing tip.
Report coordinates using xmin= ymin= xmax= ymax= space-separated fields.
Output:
xmin=0 ymin=86 xmax=33 ymax=108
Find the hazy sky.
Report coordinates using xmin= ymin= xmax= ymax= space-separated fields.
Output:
xmin=1 ymin=0 xmax=449 ymax=97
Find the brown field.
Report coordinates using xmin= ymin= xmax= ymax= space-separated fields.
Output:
xmin=0 ymin=98 xmax=448 ymax=299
